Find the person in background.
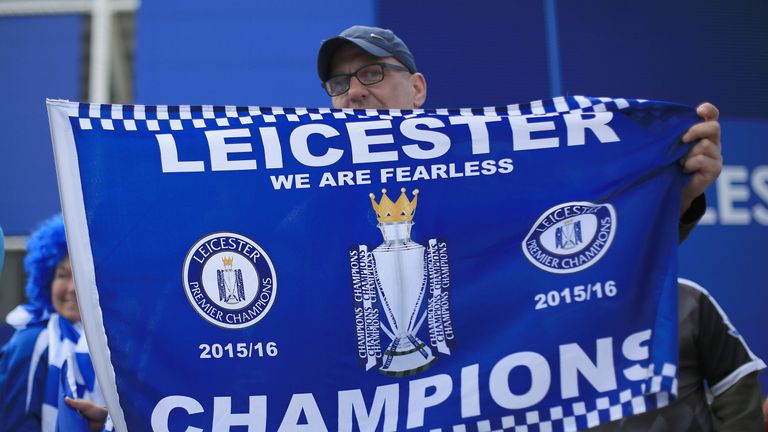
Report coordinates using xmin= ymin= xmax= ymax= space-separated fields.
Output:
xmin=589 ymin=279 xmax=765 ymax=431
xmin=763 ymin=398 xmax=768 ymax=431
xmin=316 ymin=25 xmax=764 ymax=431
xmin=0 ymin=214 xmax=108 ymax=432
xmin=316 ymin=25 xmax=722 ymax=237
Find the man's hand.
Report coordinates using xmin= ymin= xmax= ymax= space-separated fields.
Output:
xmin=65 ymin=396 xmax=108 ymax=432
xmin=680 ymin=102 xmax=723 ymax=214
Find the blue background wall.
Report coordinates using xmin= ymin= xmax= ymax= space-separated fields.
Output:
xmin=1 ymin=0 xmax=766 ymax=392
xmin=135 ymin=1 xmax=376 ymax=108
xmin=0 ymin=15 xmax=82 ymax=235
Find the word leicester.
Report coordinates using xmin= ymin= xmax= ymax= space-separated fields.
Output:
xmin=151 ymin=329 xmax=654 ymax=432
xmin=157 ymin=112 xmax=621 ymax=173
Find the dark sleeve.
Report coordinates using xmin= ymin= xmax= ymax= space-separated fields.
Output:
xmin=709 ymin=371 xmax=764 ymax=432
xmin=695 ymin=289 xmax=765 ymax=395
xmin=678 ymin=193 xmax=706 ymax=243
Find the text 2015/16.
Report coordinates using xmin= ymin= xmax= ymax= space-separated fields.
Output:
xmin=535 ymin=281 xmax=617 ymax=310
xmin=199 ymin=342 xmax=278 ymax=359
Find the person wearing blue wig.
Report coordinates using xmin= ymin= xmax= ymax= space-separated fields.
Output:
xmin=0 ymin=215 xmax=109 ymax=431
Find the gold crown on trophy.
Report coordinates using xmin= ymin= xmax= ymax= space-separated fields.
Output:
xmin=222 ymin=256 xmax=234 ymax=266
xmin=369 ymin=188 xmax=419 ymax=223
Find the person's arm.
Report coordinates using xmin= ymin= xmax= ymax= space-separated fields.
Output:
xmin=689 ymin=282 xmax=766 ymax=430
xmin=677 ymin=103 xmax=721 ymax=242
xmin=680 ymin=103 xmax=722 ymax=216
xmin=0 ymin=328 xmax=47 ymax=432
xmin=762 ymin=398 xmax=768 ymax=432
xmin=709 ymin=371 xmax=764 ymax=431
xmin=678 ymin=193 xmax=706 ymax=242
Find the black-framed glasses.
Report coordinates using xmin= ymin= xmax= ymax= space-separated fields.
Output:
xmin=322 ymin=63 xmax=410 ymax=97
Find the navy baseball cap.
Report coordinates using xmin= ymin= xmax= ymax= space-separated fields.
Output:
xmin=317 ymin=25 xmax=417 ymax=82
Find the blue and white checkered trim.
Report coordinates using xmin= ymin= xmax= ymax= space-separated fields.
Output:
xmin=69 ymin=96 xmax=650 ymax=132
xmin=427 ymin=362 xmax=676 ymax=432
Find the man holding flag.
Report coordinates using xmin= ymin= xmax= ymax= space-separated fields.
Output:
xmin=315 ymin=24 xmax=764 ymax=431
xmin=316 ymin=25 xmax=721 ymax=231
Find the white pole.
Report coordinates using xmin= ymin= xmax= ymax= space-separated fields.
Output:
xmin=0 ymin=0 xmax=137 ymax=15
xmin=88 ymin=0 xmax=111 ymax=103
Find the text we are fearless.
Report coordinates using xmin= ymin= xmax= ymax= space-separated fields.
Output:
xmin=269 ymin=158 xmax=514 ymax=190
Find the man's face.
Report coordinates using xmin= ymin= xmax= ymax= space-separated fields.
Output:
xmin=328 ymin=44 xmax=426 ymax=110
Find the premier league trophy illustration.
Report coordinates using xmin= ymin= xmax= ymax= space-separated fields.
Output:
xmin=369 ymin=188 xmax=435 ymax=376
xmin=217 ymin=255 xmax=245 ymax=304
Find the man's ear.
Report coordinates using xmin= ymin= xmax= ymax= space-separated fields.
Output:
xmin=411 ymin=73 xmax=427 ymax=108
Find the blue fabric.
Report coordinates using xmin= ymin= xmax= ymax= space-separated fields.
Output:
xmin=0 ymin=323 xmax=47 ymax=431
xmin=74 ymin=352 xmax=96 ymax=392
xmin=55 ymin=360 xmax=89 ymax=432
xmin=49 ymin=96 xmax=698 ymax=431
xmin=57 ymin=317 xmax=80 ymax=344
xmin=0 ymin=313 xmax=103 ymax=432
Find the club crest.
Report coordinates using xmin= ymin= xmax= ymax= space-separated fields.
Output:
xmin=523 ymin=202 xmax=616 ymax=274
xmin=183 ymin=232 xmax=277 ymax=329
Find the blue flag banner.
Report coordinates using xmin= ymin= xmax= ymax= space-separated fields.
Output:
xmin=48 ymin=96 xmax=697 ymax=432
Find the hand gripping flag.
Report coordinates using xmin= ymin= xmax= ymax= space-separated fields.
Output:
xmin=48 ymin=96 xmax=698 ymax=432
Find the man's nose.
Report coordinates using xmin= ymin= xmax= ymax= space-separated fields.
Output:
xmin=347 ymin=76 xmax=368 ymax=101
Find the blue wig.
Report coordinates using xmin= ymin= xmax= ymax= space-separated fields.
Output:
xmin=23 ymin=214 xmax=68 ymax=312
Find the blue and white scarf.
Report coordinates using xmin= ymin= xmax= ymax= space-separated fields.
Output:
xmin=7 ymin=307 xmax=105 ymax=432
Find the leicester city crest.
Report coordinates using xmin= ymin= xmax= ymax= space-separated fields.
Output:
xmin=523 ymin=202 xmax=617 ymax=274
xmin=183 ymin=232 xmax=277 ymax=329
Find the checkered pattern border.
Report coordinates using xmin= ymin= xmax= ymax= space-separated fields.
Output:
xmin=427 ymin=362 xmax=677 ymax=432
xmin=69 ymin=96 xmax=647 ymax=132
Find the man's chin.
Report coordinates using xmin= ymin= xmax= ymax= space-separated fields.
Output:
xmin=346 ymin=100 xmax=391 ymax=110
